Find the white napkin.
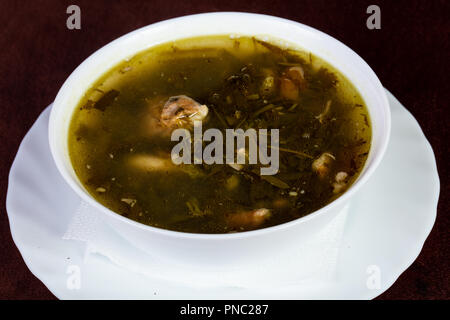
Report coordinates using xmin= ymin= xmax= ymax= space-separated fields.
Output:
xmin=63 ymin=201 xmax=349 ymax=289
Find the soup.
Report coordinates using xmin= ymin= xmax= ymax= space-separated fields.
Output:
xmin=68 ymin=35 xmax=371 ymax=233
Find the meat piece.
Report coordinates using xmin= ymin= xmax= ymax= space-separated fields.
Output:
xmin=280 ymin=77 xmax=299 ymax=100
xmin=279 ymin=66 xmax=306 ymax=100
xmin=333 ymin=171 xmax=349 ymax=193
xmin=140 ymin=96 xmax=170 ymax=137
xmin=141 ymin=95 xmax=208 ymax=138
xmin=127 ymin=154 xmax=176 ymax=172
xmin=311 ymin=152 xmax=335 ymax=178
xmin=160 ymin=95 xmax=208 ymax=128
xmin=127 ymin=153 xmax=204 ymax=178
xmin=286 ymin=66 xmax=305 ymax=85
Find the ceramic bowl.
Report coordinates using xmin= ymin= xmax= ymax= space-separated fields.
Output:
xmin=49 ymin=12 xmax=391 ymax=266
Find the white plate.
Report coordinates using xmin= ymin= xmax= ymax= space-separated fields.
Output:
xmin=6 ymin=90 xmax=439 ymax=299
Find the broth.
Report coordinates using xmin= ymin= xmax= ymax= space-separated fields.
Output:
xmin=68 ymin=35 xmax=371 ymax=233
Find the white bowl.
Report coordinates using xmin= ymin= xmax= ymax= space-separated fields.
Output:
xmin=49 ymin=12 xmax=391 ymax=267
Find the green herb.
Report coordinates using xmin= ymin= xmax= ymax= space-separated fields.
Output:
xmin=94 ymin=89 xmax=119 ymax=111
xmin=268 ymin=145 xmax=313 ymax=159
xmin=250 ymin=104 xmax=277 ymax=119
xmin=211 ymin=105 xmax=228 ymax=127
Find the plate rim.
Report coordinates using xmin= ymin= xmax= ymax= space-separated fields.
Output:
xmin=5 ymin=89 xmax=440 ymax=300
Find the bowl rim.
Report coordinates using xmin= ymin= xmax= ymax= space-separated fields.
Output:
xmin=49 ymin=11 xmax=391 ymax=240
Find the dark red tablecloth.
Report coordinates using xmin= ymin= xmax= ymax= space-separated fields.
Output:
xmin=0 ymin=0 xmax=448 ymax=299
